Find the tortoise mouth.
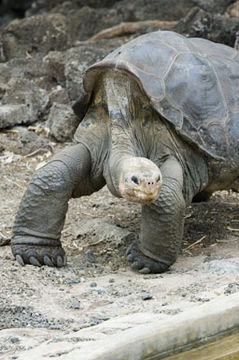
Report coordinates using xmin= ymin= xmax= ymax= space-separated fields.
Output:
xmin=120 ymin=182 xmax=162 ymax=204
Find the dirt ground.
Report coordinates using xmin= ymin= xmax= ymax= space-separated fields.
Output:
xmin=1 ymin=147 xmax=239 ymax=359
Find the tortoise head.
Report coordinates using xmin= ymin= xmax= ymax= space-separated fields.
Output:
xmin=119 ymin=157 xmax=162 ymax=204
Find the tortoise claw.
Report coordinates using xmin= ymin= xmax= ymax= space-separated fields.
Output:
xmin=126 ymin=240 xmax=170 ymax=274
xmin=12 ymin=241 xmax=66 ymax=268
xmin=127 ymin=253 xmax=134 ymax=262
xmin=43 ymin=255 xmax=54 ymax=267
xmin=56 ymin=255 xmax=63 ymax=267
xmin=126 ymin=247 xmax=131 ymax=256
xmin=29 ymin=256 xmax=41 ymax=267
xmin=131 ymin=261 xmax=141 ymax=270
xmin=139 ymin=267 xmax=151 ymax=274
xmin=16 ymin=254 xmax=25 ymax=266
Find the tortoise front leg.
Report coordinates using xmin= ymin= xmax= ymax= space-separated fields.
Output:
xmin=127 ymin=157 xmax=185 ymax=273
xmin=12 ymin=143 xmax=105 ymax=267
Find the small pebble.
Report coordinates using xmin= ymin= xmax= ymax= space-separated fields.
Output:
xmin=85 ymin=250 xmax=96 ymax=263
xmin=109 ymin=278 xmax=115 ymax=283
xmin=162 ymin=302 xmax=168 ymax=306
xmin=96 ymin=287 xmax=106 ymax=295
xmin=181 ymin=292 xmax=187 ymax=297
xmin=9 ymin=337 xmax=20 ymax=344
xmin=142 ymin=292 xmax=153 ymax=301
xmin=71 ymin=298 xmax=80 ymax=309
xmin=90 ymin=282 xmax=97 ymax=288
xmin=65 ymin=278 xmax=80 ymax=284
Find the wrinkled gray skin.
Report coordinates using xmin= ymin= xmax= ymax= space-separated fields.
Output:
xmin=12 ymin=31 xmax=239 ymax=273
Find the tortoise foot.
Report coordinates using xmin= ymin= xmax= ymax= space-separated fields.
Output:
xmin=11 ymin=242 xmax=66 ymax=268
xmin=126 ymin=240 xmax=169 ymax=274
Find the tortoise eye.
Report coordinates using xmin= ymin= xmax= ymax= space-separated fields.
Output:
xmin=156 ymin=175 xmax=161 ymax=182
xmin=131 ymin=176 xmax=139 ymax=185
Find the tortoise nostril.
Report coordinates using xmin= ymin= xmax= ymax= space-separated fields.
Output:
xmin=131 ymin=176 xmax=139 ymax=185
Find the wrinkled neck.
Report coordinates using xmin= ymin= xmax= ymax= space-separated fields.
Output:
xmin=105 ymin=70 xmax=135 ymax=155
xmin=102 ymin=70 xmax=137 ymax=195
xmin=106 ymin=147 xmax=137 ymax=197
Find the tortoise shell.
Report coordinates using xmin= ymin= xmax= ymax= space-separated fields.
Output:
xmin=83 ymin=31 xmax=239 ymax=163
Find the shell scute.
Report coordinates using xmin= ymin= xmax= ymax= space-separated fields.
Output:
xmin=162 ymin=53 xmax=227 ymax=126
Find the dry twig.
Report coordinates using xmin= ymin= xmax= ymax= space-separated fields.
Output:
xmin=88 ymin=20 xmax=177 ymax=41
xmin=184 ymin=235 xmax=206 ymax=251
xmin=227 ymin=226 xmax=239 ymax=232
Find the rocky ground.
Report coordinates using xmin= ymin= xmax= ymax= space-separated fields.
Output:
xmin=1 ymin=149 xmax=239 ymax=359
xmin=0 ymin=0 xmax=239 ymax=359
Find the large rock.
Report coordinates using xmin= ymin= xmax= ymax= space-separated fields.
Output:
xmin=65 ymin=6 xmax=127 ymax=42
xmin=191 ymin=0 xmax=235 ymax=14
xmin=114 ymin=0 xmax=194 ymax=22
xmin=0 ymin=58 xmax=56 ymax=131
xmin=43 ymin=51 xmax=66 ymax=86
xmin=0 ymin=37 xmax=7 ymax=62
xmin=48 ymin=86 xmax=70 ymax=106
xmin=47 ymin=103 xmax=79 ymax=142
xmin=0 ymin=104 xmax=30 ymax=129
xmin=1 ymin=78 xmax=49 ymax=128
xmin=2 ymin=13 xmax=68 ymax=60
xmin=6 ymin=57 xmax=50 ymax=81
xmin=0 ymin=63 xmax=11 ymax=85
xmin=175 ymin=7 xmax=239 ymax=47
xmin=0 ymin=126 xmax=51 ymax=155
xmin=26 ymin=0 xmax=121 ymax=16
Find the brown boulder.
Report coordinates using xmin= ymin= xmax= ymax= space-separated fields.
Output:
xmin=2 ymin=13 xmax=67 ymax=60
xmin=175 ymin=7 xmax=239 ymax=47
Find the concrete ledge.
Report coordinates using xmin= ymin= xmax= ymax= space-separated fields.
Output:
xmin=17 ymin=293 xmax=239 ymax=360
xmin=68 ymin=293 xmax=239 ymax=360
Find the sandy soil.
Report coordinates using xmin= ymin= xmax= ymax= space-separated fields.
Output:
xmin=0 ymin=148 xmax=239 ymax=359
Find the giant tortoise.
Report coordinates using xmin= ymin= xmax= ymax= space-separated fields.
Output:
xmin=11 ymin=30 xmax=239 ymax=273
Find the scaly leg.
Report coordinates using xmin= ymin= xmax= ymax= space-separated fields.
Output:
xmin=127 ymin=157 xmax=186 ymax=273
xmin=12 ymin=143 xmax=105 ymax=267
